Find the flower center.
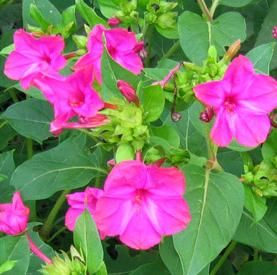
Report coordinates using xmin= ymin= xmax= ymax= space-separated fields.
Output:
xmin=69 ymin=93 xmax=85 ymax=108
xmin=224 ymin=96 xmax=237 ymax=112
xmin=134 ymin=189 xmax=148 ymax=205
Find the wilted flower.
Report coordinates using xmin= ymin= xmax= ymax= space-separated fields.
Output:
xmin=0 ymin=192 xmax=29 ymax=235
xmin=95 ymin=160 xmax=191 ymax=250
xmin=4 ymin=29 xmax=66 ymax=89
xmin=194 ymin=55 xmax=277 ymax=147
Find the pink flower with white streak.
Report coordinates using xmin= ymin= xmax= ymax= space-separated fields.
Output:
xmin=65 ymin=187 xmax=103 ymax=232
xmin=0 ymin=192 xmax=29 ymax=235
xmin=95 ymin=160 xmax=191 ymax=250
xmin=74 ymin=24 xmax=144 ymax=84
xmin=35 ymin=72 xmax=106 ymax=135
xmin=4 ymin=29 xmax=66 ymax=89
xmin=194 ymin=55 xmax=277 ymax=147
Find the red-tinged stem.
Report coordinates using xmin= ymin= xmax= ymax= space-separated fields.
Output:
xmin=104 ymin=102 xmax=117 ymax=110
xmin=64 ymin=52 xmax=77 ymax=59
xmin=26 ymin=233 xmax=52 ymax=265
xmin=153 ymin=158 xmax=166 ymax=167
xmin=136 ymin=151 xmax=142 ymax=162
xmin=153 ymin=63 xmax=181 ymax=88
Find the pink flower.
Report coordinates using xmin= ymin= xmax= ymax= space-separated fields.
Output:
xmin=4 ymin=29 xmax=66 ymax=89
xmin=74 ymin=25 xmax=144 ymax=83
xmin=95 ymin=160 xmax=191 ymax=250
xmin=35 ymin=71 xmax=106 ymax=135
xmin=0 ymin=192 xmax=30 ymax=235
xmin=272 ymin=26 xmax=277 ymax=39
xmin=194 ymin=55 xmax=277 ymax=147
xmin=65 ymin=187 xmax=103 ymax=231
xmin=117 ymin=80 xmax=139 ymax=105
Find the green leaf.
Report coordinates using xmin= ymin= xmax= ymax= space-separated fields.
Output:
xmin=0 ymin=235 xmax=30 ymax=275
xmin=178 ymin=11 xmax=246 ymax=64
xmin=246 ymin=43 xmax=276 ymax=74
xmin=234 ymin=210 xmax=277 ymax=253
xmin=238 ymin=261 xmax=277 ymax=275
xmin=10 ymin=138 xmax=107 ymax=200
xmin=97 ymin=0 xmax=118 ymax=18
xmin=74 ymin=211 xmax=104 ymax=274
xmin=262 ymin=130 xmax=277 ymax=163
xmin=0 ymin=151 xmax=15 ymax=202
xmin=0 ymin=123 xmax=16 ymax=151
xmin=101 ymin=48 xmax=139 ymax=101
xmin=1 ymin=99 xmax=53 ymax=144
xmin=219 ymin=0 xmax=255 ymax=7
xmin=22 ymin=0 xmax=62 ymax=27
xmin=151 ymin=125 xmax=180 ymax=148
xmin=0 ymin=261 xmax=16 ymax=274
xmin=255 ymin=0 xmax=277 ymax=69
xmin=115 ymin=143 xmax=134 ymax=163
xmin=0 ymin=44 xmax=14 ymax=56
xmin=244 ymin=185 xmax=267 ymax=222
xmin=140 ymin=85 xmax=165 ymax=122
xmin=76 ymin=0 xmax=107 ymax=27
xmin=30 ymin=3 xmax=51 ymax=31
xmin=160 ymin=165 xmax=244 ymax=275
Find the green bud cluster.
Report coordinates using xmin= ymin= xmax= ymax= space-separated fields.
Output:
xmin=145 ymin=0 xmax=178 ymax=30
xmin=41 ymin=249 xmax=86 ymax=275
xmin=115 ymin=0 xmax=139 ymax=25
xmin=92 ymin=102 xmax=149 ymax=151
xmin=242 ymin=158 xmax=277 ymax=198
xmin=171 ymin=46 xmax=227 ymax=108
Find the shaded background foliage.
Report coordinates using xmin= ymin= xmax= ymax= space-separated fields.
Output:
xmin=0 ymin=0 xmax=276 ymax=274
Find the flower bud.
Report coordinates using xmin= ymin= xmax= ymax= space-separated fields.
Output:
xmin=224 ymin=40 xmax=241 ymax=62
xmin=0 ymin=192 xmax=29 ymax=236
xmin=108 ymin=17 xmax=121 ymax=27
xmin=200 ymin=107 xmax=214 ymax=123
xmin=272 ymin=26 xmax=277 ymax=39
xmin=117 ymin=80 xmax=139 ymax=105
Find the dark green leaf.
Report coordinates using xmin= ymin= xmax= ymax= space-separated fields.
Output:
xmin=76 ymin=0 xmax=107 ymax=27
xmin=0 ymin=235 xmax=30 ymax=275
xmin=161 ymin=165 xmax=244 ymax=275
xmin=11 ymin=138 xmax=107 ymax=200
xmin=238 ymin=261 xmax=277 ymax=275
xmin=74 ymin=211 xmax=104 ymax=274
xmin=219 ymin=0 xmax=255 ymax=8
xmin=2 ymin=99 xmax=53 ymax=144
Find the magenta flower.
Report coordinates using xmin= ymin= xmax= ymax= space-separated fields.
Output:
xmin=95 ymin=160 xmax=191 ymax=250
xmin=0 ymin=192 xmax=30 ymax=235
xmin=117 ymin=80 xmax=139 ymax=105
xmin=194 ymin=55 xmax=277 ymax=147
xmin=4 ymin=29 xmax=66 ymax=89
xmin=35 ymin=72 xmax=106 ymax=135
xmin=74 ymin=24 xmax=144 ymax=83
xmin=65 ymin=187 xmax=103 ymax=231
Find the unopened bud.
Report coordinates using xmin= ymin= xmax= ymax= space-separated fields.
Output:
xmin=272 ymin=26 xmax=277 ymax=39
xmin=108 ymin=17 xmax=121 ymax=27
xmin=200 ymin=107 xmax=214 ymax=123
xmin=171 ymin=112 xmax=182 ymax=122
xmin=224 ymin=40 xmax=241 ymax=62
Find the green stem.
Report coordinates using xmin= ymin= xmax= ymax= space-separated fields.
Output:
xmin=210 ymin=241 xmax=237 ymax=275
xmin=40 ymin=189 xmax=70 ymax=240
xmin=210 ymin=0 xmax=220 ymax=18
xmin=197 ymin=0 xmax=212 ymax=21
xmin=253 ymin=248 xmax=259 ymax=261
xmin=163 ymin=41 xmax=181 ymax=59
xmin=26 ymin=138 xmax=33 ymax=159
xmin=47 ymin=226 xmax=66 ymax=243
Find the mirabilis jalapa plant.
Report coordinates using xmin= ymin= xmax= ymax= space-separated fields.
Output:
xmin=0 ymin=0 xmax=277 ymax=274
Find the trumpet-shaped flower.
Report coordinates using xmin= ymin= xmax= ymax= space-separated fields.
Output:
xmin=0 ymin=192 xmax=30 ymax=235
xmin=95 ymin=160 xmax=191 ymax=250
xmin=74 ymin=25 xmax=144 ymax=83
xmin=65 ymin=187 xmax=103 ymax=231
xmin=35 ymin=72 xmax=105 ymax=135
xmin=194 ymin=55 xmax=277 ymax=147
xmin=4 ymin=29 xmax=66 ymax=89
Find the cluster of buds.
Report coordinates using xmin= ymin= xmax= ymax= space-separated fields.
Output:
xmin=114 ymin=0 xmax=138 ymax=26
xmin=145 ymin=0 xmax=178 ymax=30
xmin=242 ymin=159 xmax=277 ymax=198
